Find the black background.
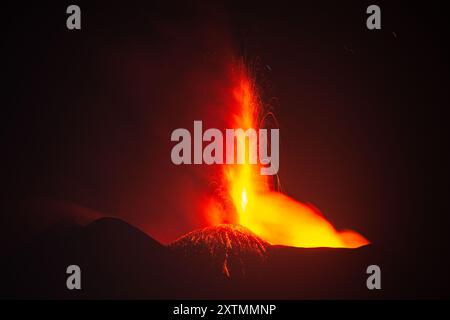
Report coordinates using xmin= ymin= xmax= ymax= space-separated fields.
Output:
xmin=1 ymin=1 xmax=449 ymax=298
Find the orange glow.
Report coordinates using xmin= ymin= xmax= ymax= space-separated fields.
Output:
xmin=207 ymin=61 xmax=369 ymax=248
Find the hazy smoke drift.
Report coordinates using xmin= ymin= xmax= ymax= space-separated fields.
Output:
xmin=171 ymin=120 xmax=280 ymax=175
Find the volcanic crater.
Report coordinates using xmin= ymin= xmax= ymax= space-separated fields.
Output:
xmin=169 ymin=224 xmax=269 ymax=278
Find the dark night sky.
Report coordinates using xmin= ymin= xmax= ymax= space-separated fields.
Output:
xmin=1 ymin=1 xmax=450 ymax=293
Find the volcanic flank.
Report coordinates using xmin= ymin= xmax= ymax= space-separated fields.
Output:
xmin=169 ymin=224 xmax=269 ymax=278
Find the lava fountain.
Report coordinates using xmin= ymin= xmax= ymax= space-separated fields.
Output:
xmin=205 ymin=61 xmax=369 ymax=249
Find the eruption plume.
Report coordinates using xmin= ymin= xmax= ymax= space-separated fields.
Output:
xmin=205 ymin=60 xmax=369 ymax=249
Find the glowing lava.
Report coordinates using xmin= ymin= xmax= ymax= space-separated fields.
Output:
xmin=207 ymin=61 xmax=369 ymax=249
xmin=170 ymin=224 xmax=269 ymax=278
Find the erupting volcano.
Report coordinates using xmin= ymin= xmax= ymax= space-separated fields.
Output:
xmin=198 ymin=60 xmax=369 ymax=249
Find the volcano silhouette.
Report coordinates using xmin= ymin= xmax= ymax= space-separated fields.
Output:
xmin=170 ymin=224 xmax=269 ymax=278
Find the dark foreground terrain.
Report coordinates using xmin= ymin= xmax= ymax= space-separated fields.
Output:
xmin=0 ymin=217 xmax=444 ymax=299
